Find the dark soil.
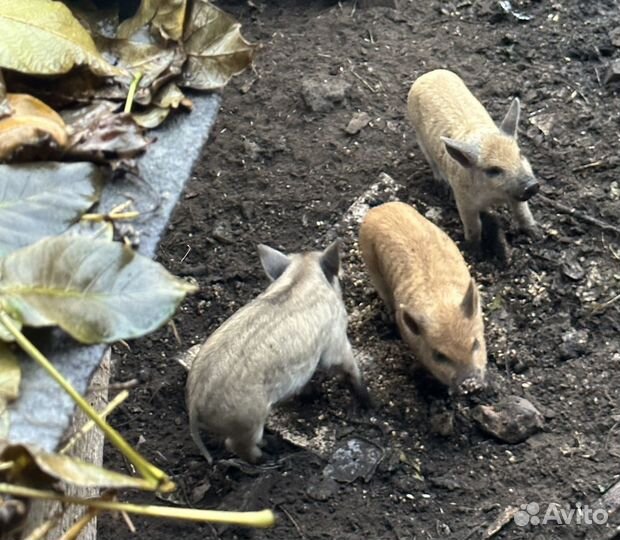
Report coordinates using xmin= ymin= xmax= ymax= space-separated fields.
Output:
xmin=99 ymin=1 xmax=620 ymax=539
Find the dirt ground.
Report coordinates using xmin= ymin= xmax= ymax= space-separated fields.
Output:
xmin=99 ymin=1 xmax=620 ymax=539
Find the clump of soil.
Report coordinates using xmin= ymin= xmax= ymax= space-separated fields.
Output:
xmin=100 ymin=1 xmax=620 ymax=539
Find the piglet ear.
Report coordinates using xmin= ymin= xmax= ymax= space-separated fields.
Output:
xmin=396 ymin=304 xmax=424 ymax=336
xmin=441 ymin=137 xmax=480 ymax=169
xmin=461 ymin=279 xmax=480 ymax=319
xmin=320 ymin=239 xmax=341 ymax=283
xmin=257 ymin=244 xmax=291 ymax=281
xmin=500 ymin=97 xmax=521 ymax=139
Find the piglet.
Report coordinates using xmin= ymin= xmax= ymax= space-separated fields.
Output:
xmin=359 ymin=201 xmax=487 ymax=394
xmin=407 ymin=69 xmax=540 ymax=248
xmin=186 ymin=240 xmax=371 ymax=463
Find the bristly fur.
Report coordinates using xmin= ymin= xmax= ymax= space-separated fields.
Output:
xmin=359 ymin=201 xmax=487 ymax=392
xmin=186 ymin=241 xmax=370 ymax=464
xmin=407 ymin=69 xmax=540 ymax=248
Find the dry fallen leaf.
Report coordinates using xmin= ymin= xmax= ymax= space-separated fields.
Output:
xmin=0 ymin=0 xmax=121 ymax=77
xmin=0 ymin=443 xmax=155 ymax=490
xmin=181 ymin=0 xmax=257 ymax=91
xmin=0 ymin=94 xmax=68 ymax=161
xmin=118 ymin=0 xmax=188 ymax=42
xmin=96 ymin=36 xmax=187 ymax=106
xmin=62 ymin=101 xmax=150 ymax=162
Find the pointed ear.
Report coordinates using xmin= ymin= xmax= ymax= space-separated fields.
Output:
xmin=461 ymin=279 xmax=480 ymax=319
xmin=441 ymin=137 xmax=480 ymax=169
xmin=320 ymin=239 xmax=341 ymax=283
xmin=396 ymin=305 xmax=424 ymax=336
xmin=257 ymin=244 xmax=291 ymax=281
xmin=499 ymin=97 xmax=521 ymax=138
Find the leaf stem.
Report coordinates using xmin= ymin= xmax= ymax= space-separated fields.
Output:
xmin=0 ymin=484 xmax=276 ymax=528
xmin=0 ymin=311 xmax=173 ymax=491
xmin=124 ymin=71 xmax=143 ymax=113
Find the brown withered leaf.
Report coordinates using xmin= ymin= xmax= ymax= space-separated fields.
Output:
xmin=0 ymin=444 xmax=155 ymax=490
xmin=95 ymin=36 xmax=187 ymax=106
xmin=181 ymin=0 xmax=257 ymax=91
xmin=118 ymin=0 xmax=187 ymax=42
xmin=0 ymin=94 xmax=68 ymax=162
xmin=62 ymin=101 xmax=150 ymax=162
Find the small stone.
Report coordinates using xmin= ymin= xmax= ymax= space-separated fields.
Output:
xmin=604 ymin=59 xmax=620 ymax=85
xmin=211 ymin=221 xmax=234 ymax=244
xmin=472 ymin=396 xmax=544 ymax=443
xmin=559 ymin=328 xmax=589 ymax=360
xmin=301 ymin=77 xmax=351 ymax=113
xmin=561 ymin=254 xmax=585 ymax=281
xmin=243 ymin=139 xmax=261 ymax=160
xmin=306 ymin=477 xmax=338 ymax=501
xmin=424 ymin=207 xmax=442 ymax=222
xmin=610 ymin=27 xmax=620 ymax=47
xmin=344 ymin=112 xmax=371 ymax=135
xmin=323 ymin=438 xmax=383 ymax=483
xmin=239 ymin=200 xmax=253 ymax=220
xmin=430 ymin=410 xmax=455 ymax=437
xmin=190 ymin=479 xmax=211 ymax=504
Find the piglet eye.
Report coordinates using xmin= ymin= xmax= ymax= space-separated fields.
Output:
xmin=472 ymin=339 xmax=480 ymax=352
xmin=484 ymin=166 xmax=503 ymax=177
xmin=434 ymin=351 xmax=451 ymax=364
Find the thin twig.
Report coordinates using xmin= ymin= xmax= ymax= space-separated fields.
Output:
xmin=572 ymin=159 xmax=606 ymax=173
xmin=278 ymin=505 xmax=306 ymax=539
xmin=121 ymin=510 xmax=137 ymax=533
xmin=351 ymin=69 xmax=377 ymax=93
xmin=538 ymin=195 xmax=620 ymax=236
xmin=92 ymin=378 xmax=139 ymax=392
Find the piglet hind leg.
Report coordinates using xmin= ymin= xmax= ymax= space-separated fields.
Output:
xmin=225 ymin=423 xmax=265 ymax=464
xmin=336 ymin=341 xmax=374 ymax=409
xmin=224 ymin=411 xmax=267 ymax=464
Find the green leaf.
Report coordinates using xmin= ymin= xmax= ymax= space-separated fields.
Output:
xmin=0 ymin=162 xmax=103 ymax=257
xmin=0 ymin=0 xmax=122 ymax=77
xmin=0 ymin=444 xmax=156 ymax=490
xmin=0 ymin=236 xmax=197 ymax=344
xmin=181 ymin=0 xmax=257 ymax=91
xmin=0 ymin=310 xmax=21 ymax=343
xmin=132 ymin=105 xmax=170 ymax=128
xmin=118 ymin=0 xmax=187 ymax=42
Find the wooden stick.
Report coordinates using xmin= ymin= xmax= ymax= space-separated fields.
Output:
xmin=538 ymin=195 xmax=620 ymax=236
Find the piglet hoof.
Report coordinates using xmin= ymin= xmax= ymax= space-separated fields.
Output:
xmin=352 ymin=382 xmax=374 ymax=410
xmin=463 ymin=239 xmax=483 ymax=260
xmin=523 ymin=224 xmax=543 ymax=240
